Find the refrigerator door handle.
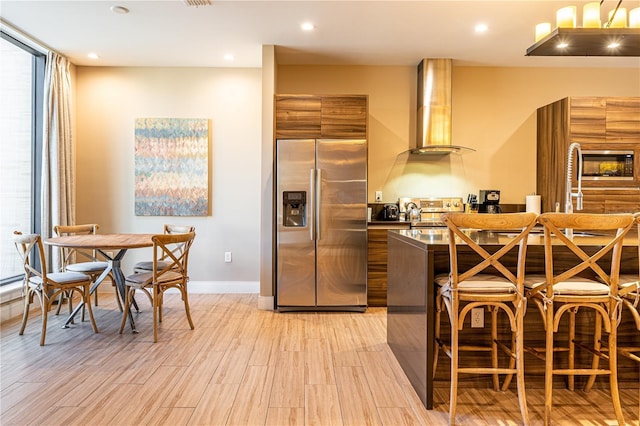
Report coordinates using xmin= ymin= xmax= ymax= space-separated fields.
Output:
xmin=309 ymin=168 xmax=316 ymax=241
xmin=316 ymin=168 xmax=322 ymax=240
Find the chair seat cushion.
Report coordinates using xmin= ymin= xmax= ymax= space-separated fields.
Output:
xmin=125 ymin=270 xmax=183 ymax=287
xmin=619 ymin=274 xmax=639 ymax=287
xmin=619 ymin=276 xmax=639 ymax=298
xmin=133 ymin=260 xmax=169 ymax=271
xmin=525 ymin=275 xmax=610 ymax=296
xmin=524 ymin=275 xmax=547 ymax=291
xmin=66 ymin=261 xmax=108 ymax=273
xmin=39 ymin=271 xmax=91 ymax=285
xmin=435 ymin=273 xmax=516 ymax=293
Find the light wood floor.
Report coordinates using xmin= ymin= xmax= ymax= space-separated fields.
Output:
xmin=1 ymin=293 xmax=638 ymax=426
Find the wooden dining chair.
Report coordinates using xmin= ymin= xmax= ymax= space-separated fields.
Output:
xmin=133 ymin=224 xmax=195 ymax=273
xmin=434 ymin=212 xmax=537 ymax=425
xmin=53 ymin=224 xmax=120 ymax=314
xmin=525 ymin=212 xmax=635 ymax=426
xmin=120 ymin=231 xmax=196 ymax=342
xmin=13 ymin=231 xmax=99 ymax=345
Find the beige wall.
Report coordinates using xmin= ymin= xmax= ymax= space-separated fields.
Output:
xmin=277 ymin=65 xmax=640 ymax=204
xmin=71 ymin=63 xmax=640 ymax=303
xmin=259 ymin=46 xmax=276 ymax=307
xmin=74 ymin=67 xmax=262 ymax=288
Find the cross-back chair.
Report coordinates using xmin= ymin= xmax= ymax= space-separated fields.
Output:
xmin=120 ymin=231 xmax=196 ymax=342
xmin=615 ymin=212 xmax=640 ymax=363
xmin=434 ymin=212 xmax=537 ymax=425
xmin=583 ymin=212 xmax=640 ymax=421
xmin=133 ymin=224 xmax=195 ymax=273
xmin=13 ymin=231 xmax=99 ymax=345
xmin=53 ymin=224 xmax=120 ymax=315
xmin=525 ymin=212 xmax=635 ymax=426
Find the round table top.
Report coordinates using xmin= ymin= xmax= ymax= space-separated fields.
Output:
xmin=44 ymin=233 xmax=155 ymax=250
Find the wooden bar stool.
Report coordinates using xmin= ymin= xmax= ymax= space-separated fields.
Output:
xmin=525 ymin=212 xmax=635 ymax=425
xmin=584 ymin=212 xmax=640 ymax=421
xmin=434 ymin=212 xmax=537 ymax=425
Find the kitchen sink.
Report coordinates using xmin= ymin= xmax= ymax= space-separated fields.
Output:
xmin=498 ymin=231 xmax=602 ymax=238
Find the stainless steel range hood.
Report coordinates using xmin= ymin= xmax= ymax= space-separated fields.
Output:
xmin=408 ymin=58 xmax=474 ymax=155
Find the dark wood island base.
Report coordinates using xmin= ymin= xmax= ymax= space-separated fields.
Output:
xmin=386 ymin=228 xmax=640 ymax=411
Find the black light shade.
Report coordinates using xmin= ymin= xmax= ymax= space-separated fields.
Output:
xmin=526 ymin=27 xmax=640 ymax=56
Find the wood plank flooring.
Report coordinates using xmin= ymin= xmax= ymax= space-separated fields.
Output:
xmin=1 ymin=293 xmax=639 ymax=425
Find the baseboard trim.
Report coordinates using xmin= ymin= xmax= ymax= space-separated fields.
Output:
xmin=187 ymin=281 xmax=260 ymax=293
xmin=0 ymin=281 xmax=263 ymax=324
xmin=258 ymin=295 xmax=274 ymax=311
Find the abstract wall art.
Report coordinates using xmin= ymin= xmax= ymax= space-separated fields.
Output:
xmin=134 ymin=118 xmax=209 ymax=216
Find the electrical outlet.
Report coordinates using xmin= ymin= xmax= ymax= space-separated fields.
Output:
xmin=375 ymin=191 xmax=383 ymax=202
xmin=471 ymin=308 xmax=484 ymax=328
xmin=224 ymin=251 xmax=232 ymax=263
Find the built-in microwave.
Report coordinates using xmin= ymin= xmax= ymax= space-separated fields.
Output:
xmin=581 ymin=150 xmax=634 ymax=181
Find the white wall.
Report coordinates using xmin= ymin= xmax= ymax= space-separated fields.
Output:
xmin=74 ymin=67 xmax=262 ymax=291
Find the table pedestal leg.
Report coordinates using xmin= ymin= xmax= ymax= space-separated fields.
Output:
xmin=106 ymin=250 xmax=137 ymax=333
xmin=64 ymin=249 xmax=137 ymax=332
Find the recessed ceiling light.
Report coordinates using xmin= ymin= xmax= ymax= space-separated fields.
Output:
xmin=224 ymin=53 xmax=235 ymax=61
xmin=110 ymin=5 xmax=129 ymax=14
xmin=474 ymin=23 xmax=488 ymax=33
xmin=557 ymin=42 xmax=569 ymax=49
xmin=608 ymin=41 xmax=621 ymax=49
xmin=88 ymin=53 xmax=99 ymax=60
xmin=301 ymin=22 xmax=315 ymax=31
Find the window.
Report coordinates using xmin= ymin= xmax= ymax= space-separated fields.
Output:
xmin=0 ymin=32 xmax=45 ymax=285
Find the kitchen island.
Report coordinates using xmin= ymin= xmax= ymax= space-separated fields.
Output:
xmin=386 ymin=228 xmax=640 ymax=410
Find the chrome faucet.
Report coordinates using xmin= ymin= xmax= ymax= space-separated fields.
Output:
xmin=565 ymin=142 xmax=584 ymax=237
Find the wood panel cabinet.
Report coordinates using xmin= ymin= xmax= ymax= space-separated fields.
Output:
xmin=321 ymin=96 xmax=367 ymax=138
xmin=568 ymin=97 xmax=605 ymax=143
xmin=582 ymin=191 xmax=640 ymax=214
xmin=275 ymin=95 xmax=367 ymax=139
xmin=367 ymin=223 xmax=411 ymax=306
xmin=606 ymin=97 xmax=640 ymax=143
xmin=537 ymin=97 xmax=640 ymax=214
xmin=274 ymin=96 xmax=321 ymax=139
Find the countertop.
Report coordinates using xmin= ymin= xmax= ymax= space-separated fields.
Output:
xmin=391 ymin=227 xmax=640 ymax=247
xmin=368 ymin=220 xmax=411 ymax=226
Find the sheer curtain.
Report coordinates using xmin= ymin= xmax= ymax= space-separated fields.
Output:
xmin=41 ymin=52 xmax=74 ymax=270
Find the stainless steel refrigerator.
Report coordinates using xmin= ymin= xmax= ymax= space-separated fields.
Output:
xmin=276 ymin=138 xmax=367 ymax=311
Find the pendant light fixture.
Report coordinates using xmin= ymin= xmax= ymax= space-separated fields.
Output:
xmin=526 ymin=1 xmax=640 ymax=56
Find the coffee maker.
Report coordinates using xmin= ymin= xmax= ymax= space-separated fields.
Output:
xmin=478 ymin=190 xmax=501 ymax=213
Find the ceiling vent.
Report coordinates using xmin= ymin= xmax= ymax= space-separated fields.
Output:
xmin=183 ymin=0 xmax=212 ymax=6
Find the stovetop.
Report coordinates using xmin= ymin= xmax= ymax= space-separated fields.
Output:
xmin=398 ymin=196 xmax=464 ymax=227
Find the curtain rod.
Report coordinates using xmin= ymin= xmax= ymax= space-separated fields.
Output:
xmin=0 ymin=18 xmax=58 ymax=56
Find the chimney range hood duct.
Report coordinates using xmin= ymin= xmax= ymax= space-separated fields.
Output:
xmin=408 ymin=58 xmax=474 ymax=155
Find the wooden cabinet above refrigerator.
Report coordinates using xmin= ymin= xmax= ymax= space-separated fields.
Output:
xmin=275 ymin=94 xmax=368 ymax=139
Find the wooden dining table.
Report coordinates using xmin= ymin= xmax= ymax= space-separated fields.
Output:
xmin=44 ymin=233 xmax=155 ymax=332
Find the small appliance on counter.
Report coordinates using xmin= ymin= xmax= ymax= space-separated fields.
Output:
xmin=381 ymin=203 xmax=399 ymax=221
xmin=478 ymin=190 xmax=501 ymax=213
